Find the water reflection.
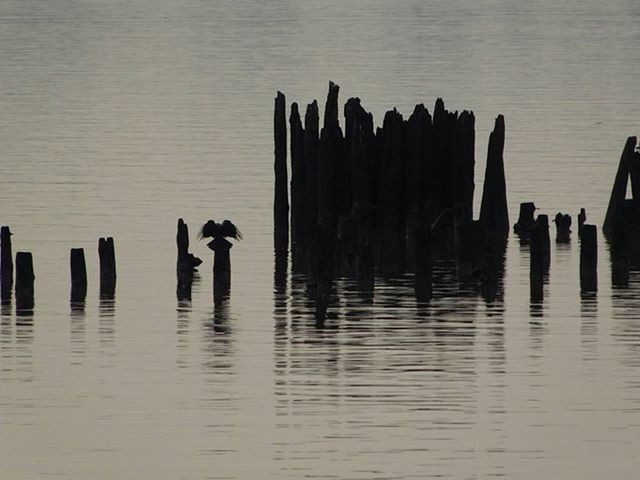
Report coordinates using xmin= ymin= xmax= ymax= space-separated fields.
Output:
xmin=70 ymin=300 xmax=86 ymax=358
xmin=580 ymin=291 xmax=598 ymax=362
xmin=611 ymin=272 xmax=640 ymax=368
xmin=98 ymin=294 xmax=116 ymax=345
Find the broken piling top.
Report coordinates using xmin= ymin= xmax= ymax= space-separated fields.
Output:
xmin=603 ymin=136 xmax=639 ymax=237
xmin=323 ymin=81 xmax=340 ymax=129
xmin=479 ymin=114 xmax=509 ymax=238
xmin=177 ymin=218 xmax=189 ymax=261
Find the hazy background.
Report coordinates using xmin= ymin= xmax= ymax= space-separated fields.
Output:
xmin=0 ymin=1 xmax=639 ymax=478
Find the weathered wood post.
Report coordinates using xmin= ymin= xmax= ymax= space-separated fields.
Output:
xmin=98 ymin=237 xmax=116 ymax=296
xmin=274 ymin=91 xmax=289 ymax=252
xmin=554 ymin=213 xmax=572 ymax=243
xmin=578 ymin=208 xmax=586 ymax=237
xmin=529 ymin=221 xmax=545 ymax=303
xmin=479 ymin=114 xmax=509 ymax=250
xmin=290 ymin=102 xmax=306 ymax=269
xmin=603 ymin=137 xmax=637 ymax=236
xmin=580 ymin=224 xmax=598 ymax=293
xmin=208 ymin=238 xmax=232 ymax=303
xmin=176 ymin=219 xmax=195 ymax=300
xmin=70 ymin=248 xmax=87 ymax=303
xmin=15 ymin=252 xmax=34 ymax=311
xmin=513 ymin=202 xmax=536 ymax=237
xmin=536 ymin=214 xmax=551 ymax=269
xmin=304 ymin=100 xmax=320 ymax=236
xmin=610 ymin=218 xmax=629 ymax=287
xmin=1 ymin=226 xmax=13 ymax=301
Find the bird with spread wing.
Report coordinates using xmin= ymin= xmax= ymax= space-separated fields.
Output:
xmin=198 ymin=219 xmax=243 ymax=241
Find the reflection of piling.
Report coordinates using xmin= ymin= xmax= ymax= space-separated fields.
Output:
xmin=70 ymin=248 xmax=87 ymax=303
xmin=414 ymin=221 xmax=432 ymax=303
xmin=479 ymin=115 xmax=509 ymax=249
xmin=274 ymin=91 xmax=289 ymax=251
xmin=580 ymin=224 xmax=598 ymax=293
xmin=15 ymin=252 xmax=34 ymax=311
xmin=208 ymin=238 xmax=232 ymax=303
xmin=98 ymin=237 xmax=116 ymax=296
xmin=610 ymin=218 xmax=629 ymax=287
xmin=554 ymin=212 xmax=572 ymax=243
xmin=1 ymin=226 xmax=13 ymax=301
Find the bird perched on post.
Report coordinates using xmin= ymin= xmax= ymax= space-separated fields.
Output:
xmin=198 ymin=220 xmax=243 ymax=241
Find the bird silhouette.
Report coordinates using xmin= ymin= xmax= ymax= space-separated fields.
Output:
xmin=198 ymin=220 xmax=243 ymax=241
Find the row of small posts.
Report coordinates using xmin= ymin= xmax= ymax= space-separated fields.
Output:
xmin=0 ymin=226 xmax=116 ymax=311
xmin=274 ymin=82 xmax=510 ymax=319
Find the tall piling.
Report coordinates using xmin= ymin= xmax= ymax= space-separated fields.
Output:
xmin=529 ymin=221 xmax=546 ymax=303
xmin=603 ymin=137 xmax=637 ymax=236
xmin=479 ymin=114 xmax=509 ymax=248
xmin=15 ymin=252 xmax=34 ymax=311
xmin=290 ymin=102 xmax=306 ymax=265
xmin=1 ymin=226 xmax=13 ymax=301
xmin=98 ymin=237 xmax=116 ymax=296
xmin=176 ymin=219 xmax=194 ymax=299
xmin=610 ymin=218 xmax=629 ymax=287
xmin=274 ymin=91 xmax=289 ymax=252
xmin=580 ymin=224 xmax=598 ymax=293
xmin=578 ymin=208 xmax=586 ymax=237
xmin=70 ymin=248 xmax=87 ymax=303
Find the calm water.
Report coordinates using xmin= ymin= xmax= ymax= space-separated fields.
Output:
xmin=1 ymin=1 xmax=639 ymax=478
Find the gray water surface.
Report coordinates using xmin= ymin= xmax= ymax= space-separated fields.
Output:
xmin=1 ymin=1 xmax=639 ymax=478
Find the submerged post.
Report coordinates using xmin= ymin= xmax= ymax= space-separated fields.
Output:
xmin=274 ymin=91 xmax=289 ymax=252
xmin=70 ymin=248 xmax=87 ymax=303
xmin=580 ymin=224 xmax=597 ymax=293
xmin=98 ymin=237 xmax=116 ymax=296
xmin=1 ymin=226 xmax=13 ymax=301
xmin=15 ymin=252 xmax=34 ymax=311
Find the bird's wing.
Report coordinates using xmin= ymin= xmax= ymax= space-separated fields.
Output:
xmin=221 ymin=220 xmax=243 ymax=240
xmin=198 ymin=220 xmax=216 ymax=240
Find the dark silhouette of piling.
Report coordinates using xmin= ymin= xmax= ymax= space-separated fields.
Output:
xmin=1 ymin=226 xmax=13 ymax=301
xmin=70 ymin=248 xmax=87 ymax=303
xmin=274 ymin=91 xmax=289 ymax=251
xmin=603 ymin=137 xmax=638 ymax=236
xmin=479 ymin=115 xmax=509 ymax=247
xmin=578 ymin=208 xmax=586 ymax=237
xmin=529 ymin=221 xmax=546 ymax=303
xmin=610 ymin=218 xmax=629 ymax=287
xmin=98 ymin=237 xmax=116 ymax=296
xmin=176 ymin=219 xmax=201 ymax=299
xmin=580 ymin=224 xmax=598 ymax=293
xmin=554 ymin=212 xmax=572 ymax=243
xmin=304 ymin=100 xmax=320 ymax=237
xmin=514 ymin=202 xmax=536 ymax=237
xmin=208 ymin=238 xmax=232 ymax=303
xmin=15 ymin=252 xmax=34 ymax=311
xmin=289 ymin=102 xmax=305 ymax=263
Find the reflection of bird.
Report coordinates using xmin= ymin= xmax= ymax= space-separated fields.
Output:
xmin=198 ymin=220 xmax=243 ymax=241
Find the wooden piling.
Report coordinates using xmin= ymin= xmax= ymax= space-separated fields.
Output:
xmin=1 ymin=226 xmax=13 ymax=301
xmin=70 ymin=248 xmax=87 ymax=303
xmin=98 ymin=237 xmax=116 ymax=296
xmin=290 ymin=102 xmax=306 ymax=257
xmin=208 ymin=238 xmax=232 ymax=303
xmin=274 ymin=91 xmax=289 ymax=251
xmin=603 ymin=137 xmax=637 ymax=236
xmin=514 ymin=202 xmax=536 ymax=236
xmin=479 ymin=115 xmax=509 ymax=245
xmin=578 ymin=208 xmax=586 ymax=237
xmin=610 ymin=218 xmax=629 ymax=287
xmin=553 ymin=212 xmax=572 ymax=243
xmin=304 ymin=100 xmax=320 ymax=233
xmin=580 ymin=224 xmax=598 ymax=293
xmin=15 ymin=252 xmax=34 ymax=310
xmin=529 ymin=221 xmax=545 ymax=303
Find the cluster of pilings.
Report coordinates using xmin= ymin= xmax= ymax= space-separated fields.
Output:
xmin=274 ymin=82 xmax=510 ymax=319
xmin=0 ymin=225 xmax=117 ymax=313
